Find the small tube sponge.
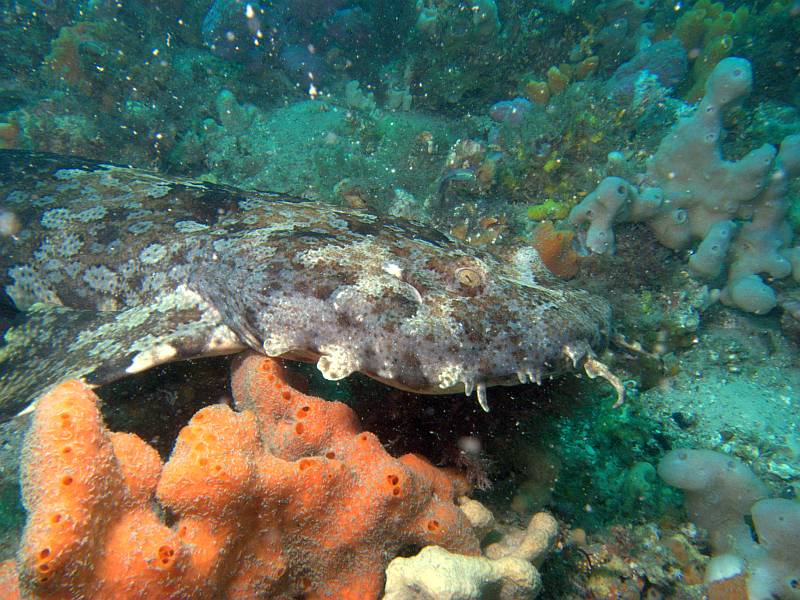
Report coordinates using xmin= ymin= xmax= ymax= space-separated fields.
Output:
xmin=569 ymin=176 xmax=664 ymax=254
xmin=483 ymin=512 xmax=559 ymax=566
xmin=688 ymin=220 xmax=736 ymax=279
xmin=777 ymin=134 xmax=800 ymax=178
xmin=569 ymin=177 xmax=633 ymax=254
xmin=383 ymin=510 xmax=557 ymax=600
xmin=702 ymin=56 xmax=752 ymax=109
xmin=783 ymin=247 xmax=800 ymax=283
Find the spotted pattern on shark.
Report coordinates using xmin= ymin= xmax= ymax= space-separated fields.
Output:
xmin=0 ymin=150 xmax=618 ymax=419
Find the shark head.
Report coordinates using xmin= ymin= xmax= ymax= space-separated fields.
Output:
xmin=195 ymin=206 xmax=613 ymax=410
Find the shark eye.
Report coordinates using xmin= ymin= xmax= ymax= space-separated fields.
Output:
xmin=456 ymin=267 xmax=481 ymax=287
xmin=455 ymin=267 xmax=483 ymax=290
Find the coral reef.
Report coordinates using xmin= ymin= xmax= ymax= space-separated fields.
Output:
xmin=478 ymin=77 xmax=643 ymax=215
xmin=518 ymin=53 xmax=600 ymax=109
xmin=490 ymin=98 xmax=533 ymax=127
xmin=202 ymin=0 xmax=281 ymax=64
xmin=526 ymin=199 xmax=570 ymax=221
xmin=570 ymin=0 xmax=657 ymax=72
xmin=5 ymin=353 xmax=479 ymax=598
xmin=410 ymin=0 xmax=505 ymax=107
xmin=549 ymin=520 xmax=710 ymax=598
xmin=173 ymin=87 xmax=457 ymax=202
xmin=0 ymin=1 xmax=798 ymax=598
xmin=200 ymin=0 xmax=380 ymax=87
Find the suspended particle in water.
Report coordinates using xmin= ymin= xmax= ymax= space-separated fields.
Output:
xmin=0 ymin=208 xmax=21 ymax=238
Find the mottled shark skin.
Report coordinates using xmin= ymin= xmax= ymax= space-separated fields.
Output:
xmin=0 ymin=150 xmax=614 ymax=420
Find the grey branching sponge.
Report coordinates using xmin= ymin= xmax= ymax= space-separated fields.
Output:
xmin=657 ymin=449 xmax=768 ymax=553
xmin=658 ymin=449 xmax=800 ymax=599
xmin=570 ymin=57 xmax=800 ymax=314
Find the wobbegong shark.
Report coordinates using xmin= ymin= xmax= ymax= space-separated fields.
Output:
xmin=0 ymin=150 xmax=622 ymax=420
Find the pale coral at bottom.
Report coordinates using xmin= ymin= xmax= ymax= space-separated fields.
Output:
xmin=2 ymin=352 xmax=480 ymax=599
xmin=383 ymin=511 xmax=558 ymax=600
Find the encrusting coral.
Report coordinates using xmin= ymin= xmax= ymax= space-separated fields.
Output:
xmin=3 ymin=353 xmax=480 ymax=599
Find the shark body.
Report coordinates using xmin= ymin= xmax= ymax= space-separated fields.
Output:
xmin=0 ymin=150 xmax=615 ymax=419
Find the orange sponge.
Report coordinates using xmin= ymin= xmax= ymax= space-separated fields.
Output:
xmin=0 ymin=560 xmax=20 ymax=600
xmin=532 ymin=221 xmax=580 ymax=279
xmin=8 ymin=353 xmax=479 ymax=599
xmin=18 ymin=379 xmax=125 ymax=596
